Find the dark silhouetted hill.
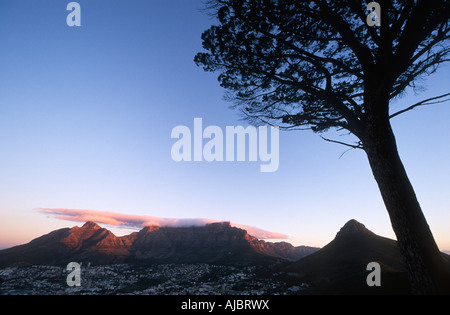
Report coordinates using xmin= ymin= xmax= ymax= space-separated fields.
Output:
xmin=283 ymin=219 xmax=412 ymax=294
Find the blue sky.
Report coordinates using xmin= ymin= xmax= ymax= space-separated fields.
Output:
xmin=0 ymin=0 xmax=449 ymax=250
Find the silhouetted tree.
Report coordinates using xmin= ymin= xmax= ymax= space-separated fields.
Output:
xmin=195 ymin=0 xmax=450 ymax=294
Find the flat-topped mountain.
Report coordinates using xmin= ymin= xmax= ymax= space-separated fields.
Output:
xmin=3 ymin=219 xmax=448 ymax=294
xmin=130 ymin=222 xmax=317 ymax=264
xmin=0 ymin=221 xmax=318 ymax=267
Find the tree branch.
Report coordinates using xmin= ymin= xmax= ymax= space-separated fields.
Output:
xmin=390 ymin=92 xmax=450 ymax=119
xmin=319 ymin=135 xmax=364 ymax=150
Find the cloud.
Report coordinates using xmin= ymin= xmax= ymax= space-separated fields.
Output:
xmin=38 ymin=208 xmax=288 ymax=240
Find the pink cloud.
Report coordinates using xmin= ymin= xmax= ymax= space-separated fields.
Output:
xmin=38 ymin=208 xmax=288 ymax=240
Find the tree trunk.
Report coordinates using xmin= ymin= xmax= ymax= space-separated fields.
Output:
xmin=362 ymin=117 xmax=450 ymax=294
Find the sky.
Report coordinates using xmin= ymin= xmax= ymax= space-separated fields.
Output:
xmin=0 ymin=0 xmax=449 ymax=251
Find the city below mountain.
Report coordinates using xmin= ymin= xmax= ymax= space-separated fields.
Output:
xmin=2 ymin=219 xmax=449 ymax=294
xmin=0 ymin=221 xmax=319 ymax=267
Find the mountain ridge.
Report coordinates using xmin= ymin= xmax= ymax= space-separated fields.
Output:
xmin=0 ymin=221 xmax=318 ymax=267
xmin=2 ymin=219 xmax=449 ymax=294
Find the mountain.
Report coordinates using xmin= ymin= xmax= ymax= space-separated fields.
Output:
xmin=283 ymin=219 xmax=410 ymax=294
xmin=0 ymin=221 xmax=318 ymax=267
xmin=129 ymin=222 xmax=318 ymax=264
xmin=0 ymin=222 xmax=136 ymax=267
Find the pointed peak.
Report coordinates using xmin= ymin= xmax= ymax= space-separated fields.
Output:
xmin=81 ymin=221 xmax=101 ymax=230
xmin=335 ymin=219 xmax=373 ymax=238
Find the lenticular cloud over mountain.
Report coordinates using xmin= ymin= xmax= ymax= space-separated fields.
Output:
xmin=38 ymin=208 xmax=288 ymax=240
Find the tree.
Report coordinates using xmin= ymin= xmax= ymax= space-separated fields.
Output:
xmin=195 ymin=0 xmax=450 ymax=294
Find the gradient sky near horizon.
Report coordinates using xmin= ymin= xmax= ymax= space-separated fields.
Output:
xmin=0 ymin=0 xmax=449 ymax=251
